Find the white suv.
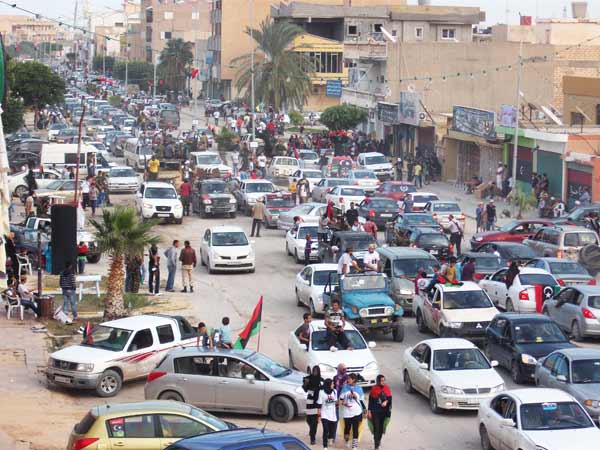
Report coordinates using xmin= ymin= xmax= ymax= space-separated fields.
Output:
xmin=357 ymin=152 xmax=393 ymax=179
xmin=136 ymin=181 xmax=183 ymax=224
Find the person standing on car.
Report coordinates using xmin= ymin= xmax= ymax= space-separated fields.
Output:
xmin=164 ymin=240 xmax=179 ymax=292
xmin=179 ymin=240 xmax=197 ymax=292
xmin=368 ymin=374 xmax=392 ymax=450
xmin=345 ymin=203 xmax=359 ymax=229
xmin=340 ymin=373 xmax=365 ymax=450
xmin=179 ymin=179 xmax=192 ymax=216
xmin=318 ymin=378 xmax=338 ymax=450
xmin=303 ymin=366 xmax=323 ymax=445
xmin=250 ymin=197 xmax=267 ymax=237
xmin=447 ymin=214 xmax=463 ymax=256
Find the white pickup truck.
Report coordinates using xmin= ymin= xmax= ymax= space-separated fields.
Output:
xmin=46 ymin=314 xmax=197 ymax=397
xmin=413 ymin=281 xmax=499 ymax=344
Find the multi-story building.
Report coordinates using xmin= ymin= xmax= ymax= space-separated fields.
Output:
xmin=0 ymin=15 xmax=67 ymax=45
xmin=563 ymin=76 xmax=600 ymax=126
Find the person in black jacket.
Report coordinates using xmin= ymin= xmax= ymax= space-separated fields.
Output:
xmin=368 ymin=374 xmax=392 ymax=450
xmin=345 ymin=203 xmax=359 ymax=229
xmin=303 ymin=365 xmax=323 ymax=445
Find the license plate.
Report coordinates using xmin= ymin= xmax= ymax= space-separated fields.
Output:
xmin=157 ymin=213 xmax=170 ymax=217
xmin=54 ymin=375 xmax=72 ymax=384
xmin=380 ymin=213 xmax=392 ymax=217
xmin=467 ymin=399 xmax=479 ymax=405
xmin=429 ymin=250 xmax=438 ymax=255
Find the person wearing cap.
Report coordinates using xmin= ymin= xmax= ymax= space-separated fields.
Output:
xmin=251 ymin=197 xmax=267 ymax=237
xmin=486 ymin=199 xmax=496 ymax=231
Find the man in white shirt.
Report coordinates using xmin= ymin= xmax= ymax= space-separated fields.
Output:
xmin=231 ymin=149 xmax=240 ymax=176
xmin=337 ymin=247 xmax=359 ymax=274
xmin=447 ymin=214 xmax=463 ymax=255
xmin=256 ymin=153 xmax=267 ymax=178
xmin=213 ymin=110 xmax=220 ymax=126
xmin=81 ymin=177 xmax=91 ymax=210
xmin=363 ymin=244 xmax=380 ymax=272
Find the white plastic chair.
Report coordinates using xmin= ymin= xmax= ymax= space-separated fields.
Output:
xmin=16 ymin=254 xmax=33 ymax=276
xmin=4 ymin=294 xmax=24 ymax=320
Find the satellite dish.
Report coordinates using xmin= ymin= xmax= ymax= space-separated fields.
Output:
xmin=541 ymin=105 xmax=563 ymax=126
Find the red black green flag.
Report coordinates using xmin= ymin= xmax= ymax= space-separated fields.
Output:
xmin=233 ymin=296 xmax=263 ymax=350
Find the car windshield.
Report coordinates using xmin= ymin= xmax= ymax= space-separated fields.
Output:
xmin=472 ymin=257 xmax=503 ymax=270
xmin=548 ymin=262 xmax=589 ymax=275
xmin=505 ymin=245 xmax=537 ymax=259
xmin=346 ymin=236 xmax=376 ymax=251
xmin=353 ymin=171 xmax=377 ymax=179
xmin=499 ymin=220 xmax=522 ymax=231
xmin=246 ymin=183 xmax=274 ymax=193
xmin=201 ymin=182 xmax=226 ymax=194
xmin=433 ymin=203 xmax=460 ymax=213
xmin=311 ymin=330 xmax=366 ymax=351
xmin=313 ymin=270 xmax=338 ymax=286
xmin=393 ymin=258 xmax=438 ymax=278
xmin=564 ymin=232 xmax=598 ymax=247
xmin=432 ymin=348 xmax=491 ymax=371
xmin=300 ymin=152 xmax=318 ymax=160
xmin=571 ymin=359 xmax=600 ymax=384
xmin=417 ymin=234 xmax=449 ymax=246
xmin=110 ymin=169 xmax=136 ymax=178
xmin=366 ymin=199 xmax=397 ymax=209
xmin=520 ymin=402 xmax=593 ymax=430
xmin=195 ymin=154 xmax=221 ymax=165
xmin=246 ymin=352 xmax=291 ymax=378
xmin=81 ymin=325 xmax=132 ymax=351
xmin=46 ymin=180 xmax=64 ymax=190
xmin=189 ymin=406 xmax=229 ymax=430
xmin=443 ymin=290 xmax=494 ymax=309
xmin=340 ymin=188 xmax=365 ymax=196
xmin=266 ymin=196 xmax=295 ymax=208
xmin=365 ymin=155 xmax=387 ymax=165
xmin=518 ymin=274 xmax=557 ymax=286
xmin=212 ymin=232 xmax=248 ymax=246
xmin=145 ymin=187 xmax=177 ymax=199
xmin=297 ymin=226 xmax=318 ymax=239
xmin=342 ymin=275 xmax=386 ymax=291
xmin=403 ymin=214 xmax=437 ymax=226
xmin=303 ymin=170 xmax=322 ymax=179
xmin=412 ymin=194 xmax=439 ymax=203
xmin=512 ymin=321 xmax=567 ymax=344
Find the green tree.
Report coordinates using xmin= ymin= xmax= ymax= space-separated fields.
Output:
xmin=93 ymin=55 xmax=115 ymax=73
xmin=289 ymin=110 xmax=304 ymax=127
xmin=158 ymin=39 xmax=193 ymax=92
xmin=10 ymin=61 xmax=65 ymax=121
xmin=234 ymin=20 xmax=313 ymax=112
xmin=320 ymin=104 xmax=368 ymax=131
xmin=90 ymin=207 xmax=160 ymax=320
xmin=3 ymin=96 xmax=25 ymax=134
xmin=510 ymin=188 xmax=538 ymax=219
xmin=113 ymin=60 xmax=154 ymax=90
xmin=214 ymin=126 xmax=237 ymax=151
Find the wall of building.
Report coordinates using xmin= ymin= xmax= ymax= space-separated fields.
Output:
xmin=554 ymin=47 xmax=600 ymax=112
xmin=536 ymin=21 xmax=600 ymax=46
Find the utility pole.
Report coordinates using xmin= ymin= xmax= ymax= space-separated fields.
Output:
xmin=511 ymin=41 xmax=523 ymax=186
xmin=103 ymin=37 xmax=106 ymax=75
xmin=250 ymin=0 xmax=256 ymax=142
xmin=153 ymin=54 xmax=158 ymax=100
xmin=125 ymin=10 xmax=129 ymax=90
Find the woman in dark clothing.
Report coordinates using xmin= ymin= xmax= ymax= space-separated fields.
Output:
xmin=368 ymin=374 xmax=392 ymax=450
xmin=148 ymin=245 xmax=160 ymax=295
xmin=505 ymin=261 xmax=520 ymax=288
xmin=303 ymin=365 xmax=323 ymax=445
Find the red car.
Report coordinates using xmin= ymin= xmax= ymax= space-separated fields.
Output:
xmin=470 ymin=219 xmax=554 ymax=250
xmin=374 ymin=181 xmax=417 ymax=202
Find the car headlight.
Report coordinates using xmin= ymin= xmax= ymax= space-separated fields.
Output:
xmin=491 ymin=383 xmax=505 ymax=393
xmin=359 ymin=308 xmax=368 ymax=318
xmin=384 ymin=306 xmax=394 ymax=315
xmin=203 ymin=199 xmax=212 ymax=204
xmin=399 ymin=289 xmax=413 ymax=295
xmin=441 ymin=386 xmax=464 ymax=395
xmin=229 ymin=197 xmax=236 ymax=204
xmin=174 ymin=204 xmax=183 ymax=210
xmin=142 ymin=202 xmax=153 ymax=209
xmin=584 ymin=400 xmax=600 ymax=408
xmin=475 ymin=237 xmax=483 ymax=242
xmin=75 ymin=363 xmax=94 ymax=372
xmin=365 ymin=361 xmax=378 ymax=371
xmin=521 ymin=354 xmax=537 ymax=365
xmin=446 ymin=322 xmax=463 ymax=329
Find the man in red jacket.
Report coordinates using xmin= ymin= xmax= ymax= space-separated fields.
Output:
xmin=180 ymin=179 xmax=192 ymax=216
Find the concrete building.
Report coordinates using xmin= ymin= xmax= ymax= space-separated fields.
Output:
xmin=563 ymin=76 xmax=600 ymax=126
xmin=0 ymin=15 xmax=67 ymax=45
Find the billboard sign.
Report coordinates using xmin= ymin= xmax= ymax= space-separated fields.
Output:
xmin=326 ymin=79 xmax=343 ymax=98
xmin=398 ymin=91 xmax=420 ymax=126
xmin=499 ymin=105 xmax=518 ymax=128
xmin=377 ymin=102 xmax=400 ymax=124
xmin=453 ymin=105 xmax=496 ymax=139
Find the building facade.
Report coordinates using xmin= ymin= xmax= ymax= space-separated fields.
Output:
xmin=563 ymin=76 xmax=600 ymax=126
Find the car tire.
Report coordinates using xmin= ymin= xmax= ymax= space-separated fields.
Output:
xmin=207 ymin=259 xmax=215 ymax=274
xmin=511 ymin=360 xmax=525 ymax=384
xmin=158 ymin=391 xmax=184 ymax=402
xmin=95 ymin=369 xmax=122 ymax=397
xmin=403 ymin=370 xmax=415 ymax=394
xmin=86 ymin=254 xmax=101 ymax=264
xmin=392 ymin=325 xmax=404 ymax=342
xmin=429 ymin=388 xmax=441 ymax=414
xmin=416 ymin=310 xmax=427 ymax=333
xmin=269 ymin=396 xmax=295 ymax=423
xmin=175 ymin=218 xmax=183 ymax=225
xmin=480 ymin=425 xmax=494 ymax=450
xmin=294 ymin=249 xmax=301 ymax=264
xmin=506 ymin=299 xmax=514 ymax=312
xmin=571 ymin=321 xmax=584 ymax=342
xmin=295 ymin=289 xmax=303 ymax=307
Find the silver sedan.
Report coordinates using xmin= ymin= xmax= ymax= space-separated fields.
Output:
xmin=542 ymin=285 xmax=600 ymax=341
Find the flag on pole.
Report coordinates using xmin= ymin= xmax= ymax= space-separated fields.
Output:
xmin=233 ymin=296 xmax=263 ymax=350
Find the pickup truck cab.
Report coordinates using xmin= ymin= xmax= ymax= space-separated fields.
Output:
xmin=232 ymin=179 xmax=276 ymax=216
xmin=357 ymin=152 xmax=393 ymax=180
xmin=413 ymin=281 xmax=499 ymax=343
xmin=318 ymin=231 xmax=377 ymax=266
xmin=46 ymin=314 xmax=197 ymax=397
xmin=322 ymin=273 xmax=404 ymax=341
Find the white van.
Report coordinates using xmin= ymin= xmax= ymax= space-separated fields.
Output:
xmin=40 ymin=143 xmax=111 ymax=174
xmin=123 ymin=138 xmax=153 ymax=171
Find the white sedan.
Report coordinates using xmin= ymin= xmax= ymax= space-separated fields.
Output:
xmin=479 ymin=267 xmax=559 ymax=312
xmin=286 ymin=223 xmax=320 ymax=263
xmin=294 ymin=263 xmax=338 ymax=315
xmin=347 ymin=169 xmax=380 ymax=193
xmin=200 ymin=225 xmax=255 ymax=274
xmin=277 ymin=202 xmax=326 ymax=231
xmin=288 ymin=169 xmax=324 ymax=191
xmin=325 ymin=185 xmax=367 ymax=213
xmin=8 ymin=168 xmax=62 ymax=198
xmin=288 ymin=320 xmax=378 ymax=386
xmin=411 ymin=192 xmax=440 ymax=212
xmin=107 ymin=166 xmax=140 ymax=193
xmin=403 ymin=338 xmax=504 ymax=413
xmin=478 ymin=388 xmax=600 ymax=450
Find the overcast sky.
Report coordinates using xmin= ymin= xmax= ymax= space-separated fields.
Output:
xmin=2 ymin=0 xmax=599 ymax=28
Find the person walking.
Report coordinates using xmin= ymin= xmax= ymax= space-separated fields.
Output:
xmin=179 ymin=240 xmax=197 ymax=292
xmin=475 ymin=202 xmax=484 ymax=233
xmin=447 ymin=214 xmax=464 ymax=256
xmin=164 ymin=240 xmax=180 ymax=292
xmin=250 ymin=197 xmax=267 ymax=237
xmin=88 ymin=181 xmax=98 ymax=216
xmin=77 ymin=241 xmax=88 ymax=274
xmin=81 ymin=177 xmax=90 ymax=210
xmin=318 ymin=378 xmax=338 ymax=450
xmin=303 ymin=366 xmax=323 ymax=445
xmin=486 ymin=199 xmax=497 ymax=231
xmin=304 ymin=233 xmax=313 ymax=265
xmin=339 ymin=373 xmax=365 ymax=450
xmin=59 ymin=261 xmax=77 ymax=319
xmin=368 ymin=374 xmax=392 ymax=450
xmin=257 ymin=153 xmax=267 ymax=178
xmin=413 ymin=162 xmax=423 ymax=188
xmin=148 ymin=244 xmax=160 ymax=296
xmin=147 ymin=155 xmax=160 ymax=181
xmin=180 ymin=179 xmax=192 ymax=216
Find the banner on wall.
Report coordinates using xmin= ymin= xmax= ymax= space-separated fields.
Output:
xmin=453 ymin=105 xmax=496 ymax=139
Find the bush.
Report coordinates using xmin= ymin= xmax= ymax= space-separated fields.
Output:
xmin=214 ymin=126 xmax=237 ymax=151
xmin=320 ymin=104 xmax=368 ymax=131
xmin=289 ymin=110 xmax=304 ymax=127
xmin=3 ymin=96 xmax=25 ymax=134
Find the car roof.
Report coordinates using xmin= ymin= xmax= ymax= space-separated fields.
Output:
xmin=461 ymin=252 xmax=501 ymax=259
xmin=429 ymin=200 xmax=460 ymax=206
xmin=143 ymin=181 xmax=175 ymax=188
xmin=191 ymin=151 xmax=219 ymax=156
xmin=310 ymin=319 xmax=358 ymax=332
xmin=413 ymin=227 xmax=445 ymax=235
xmin=487 ymin=241 xmax=527 ymax=248
xmin=102 ymin=314 xmax=175 ymax=329
xmin=173 ymin=428 xmax=295 ymax=449
xmin=333 ymin=231 xmax=373 ymax=238
xmin=109 ymin=166 xmax=135 ymax=171
xmin=166 ymin=346 xmax=255 ymax=359
xmin=306 ymin=263 xmax=338 ymax=271
xmin=555 ymin=347 xmax=600 ymax=360
xmin=209 ymin=225 xmax=246 ymax=233
xmin=244 ymin=179 xmax=273 ymax=184
xmin=437 ymin=281 xmax=482 ymax=291
xmin=541 ymin=225 xmax=595 ymax=232
xmin=92 ymin=400 xmax=197 ymax=418
xmin=517 ymin=267 xmax=553 ymax=275
xmin=569 ymin=285 xmax=600 ymax=295
xmin=419 ymin=338 xmax=477 ymax=351
xmin=509 ymin=388 xmax=575 ymax=404
xmin=362 ymin=152 xmax=385 ymax=157
xmin=411 ymin=192 xmax=438 ymax=197
xmin=495 ymin=313 xmax=554 ymax=323
xmin=377 ymin=247 xmax=436 ymax=258
xmin=336 ymin=185 xmax=366 ymax=190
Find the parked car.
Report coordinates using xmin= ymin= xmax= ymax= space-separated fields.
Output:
xmin=325 ymin=185 xmax=367 ymax=213
xmin=294 ymin=263 xmax=338 ymax=316
xmin=277 ymin=202 xmax=326 ymax=231
xmin=200 ymin=226 xmax=255 ymax=273
xmin=311 ymin=178 xmax=351 ymax=203
xmin=46 ymin=315 xmax=197 ymax=396
xmin=67 ymin=401 xmax=233 ymax=450
xmin=479 ymin=267 xmax=560 ymax=312
xmin=485 ymin=313 xmax=575 ymax=383
xmin=288 ymin=319 xmax=378 ymax=385
xmin=474 ymin=241 xmax=537 ymax=265
xmin=542 ymin=285 xmax=600 ymax=341
xmin=267 ymin=156 xmax=300 ymax=178
xmin=403 ymin=338 xmax=504 ymax=413
xmin=8 ymin=168 xmax=61 ymax=199
xmin=136 ymin=181 xmax=184 ymax=224
xmin=356 ymin=197 xmax=398 ymax=228
xmin=286 ymin=222 xmax=319 ymax=263
xmin=523 ymin=225 xmax=599 ymax=261
xmin=374 ymin=181 xmax=416 ymax=202
xmin=191 ymin=178 xmax=237 ymax=218
xmin=144 ymin=347 xmax=307 ymax=423
xmin=409 ymin=227 xmax=452 ymax=260
xmin=33 ymin=179 xmax=80 ymax=204
xmin=524 ymin=257 xmax=595 ymax=286
xmin=163 ymin=429 xmax=310 ymax=450
xmin=411 ymin=192 xmax=439 ymax=212
xmin=470 ymin=220 xmax=554 ymax=250
xmin=107 ymin=166 xmax=139 ymax=193
xmin=347 ymin=169 xmax=380 ymax=193
xmin=423 ymin=201 xmax=465 ymax=231
xmin=535 ymin=348 xmax=600 ymax=420
xmin=357 ymin=151 xmax=393 ymax=179
xmin=456 ymin=252 xmax=504 ymax=281
xmin=478 ymin=389 xmax=600 ymax=450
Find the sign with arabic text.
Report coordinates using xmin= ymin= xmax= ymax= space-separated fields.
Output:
xmin=377 ymin=102 xmax=400 ymax=124
xmin=453 ymin=105 xmax=496 ymax=139
xmin=398 ymin=91 xmax=420 ymax=126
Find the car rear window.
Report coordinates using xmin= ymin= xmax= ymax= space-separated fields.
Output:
xmin=433 ymin=202 xmax=460 ymax=212
xmin=588 ymin=296 xmax=600 ymax=309
xmin=518 ymin=274 xmax=557 ymax=286
xmin=564 ymin=232 xmax=598 ymax=247
xmin=548 ymin=262 xmax=589 ymax=275
xmin=473 ymin=257 xmax=502 ymax=270
xmin=74 ymin=411 xmax=97 ymax=434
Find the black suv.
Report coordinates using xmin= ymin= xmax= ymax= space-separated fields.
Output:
xmin=191 ymin=178 xmax=237 ymax=218
xmin=409 ymin=227 xmax=451 ymax=260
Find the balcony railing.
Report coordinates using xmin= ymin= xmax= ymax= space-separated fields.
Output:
xmin=344 ymin=39 xmax=387 ymax=60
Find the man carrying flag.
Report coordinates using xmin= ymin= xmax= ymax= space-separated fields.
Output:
xmin=233 ymin=296 xmax=263 ymax=350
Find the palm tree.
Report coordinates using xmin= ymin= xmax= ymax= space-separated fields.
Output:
xmin=158 ymin=38 xmax=194 ymax=92
xmin=234 ymin=20 xmax=313 ymax=112
xmin=90 ymin=207 xmax=160 ymax=320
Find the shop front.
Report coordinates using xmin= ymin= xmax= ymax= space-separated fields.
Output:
xmin=566 ymin=162 xmax=593 ymax=209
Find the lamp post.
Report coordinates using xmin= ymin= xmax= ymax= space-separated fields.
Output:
xmin=250 ymin=0 xmax=255 ymax=142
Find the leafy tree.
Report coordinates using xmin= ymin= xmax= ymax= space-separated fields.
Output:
xmin=158 ymin=39 xmax=193 ymax=92
xmin=90 ymin=207 xmax=160 ymax=320
xmin=234 ymin=20 xmax=313 ymax=112
xmin=10 ymin=61 xmax=65 ymax=121
xmin=113 ymin=60 xmax=154 ymax=90
xmin=320 ymin=104 xmax=368 ymax=131
xmin=93 ymin=55 xmax=115 ymax=73
xmin=214 ymin=126 xmax=237 ymax=151
xmin=3 ymin=96 xmax=25 ymax=134
xmin=510 ymin=188 xmax=537 ymax=219
xmin=289 ymin=110 xmax=304 ymax=127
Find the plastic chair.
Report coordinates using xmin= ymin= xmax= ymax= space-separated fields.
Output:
xmin=16 ymin=254 xmax=33 ymax=276
xmin=4 ymin=293 xmax=24 ymax=320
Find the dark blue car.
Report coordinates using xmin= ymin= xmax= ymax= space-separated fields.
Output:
xmin=165 ymin=428 xmax=310 ymax=450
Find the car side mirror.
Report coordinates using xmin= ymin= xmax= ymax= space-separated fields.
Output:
xmin=368 ymin=341 xmax=376 ymax=349
xmin=556 ymin=374 xmax=567 ymax=383
xmin=419 ymin=362 xmax=429 ymax=370
xmin=245 ymin=374 xmax=255 ymax=383
xmin=500 ymin=418 xmax=515 ymax=428
xmin=491 ymin=360 xmax=499 ymax=368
